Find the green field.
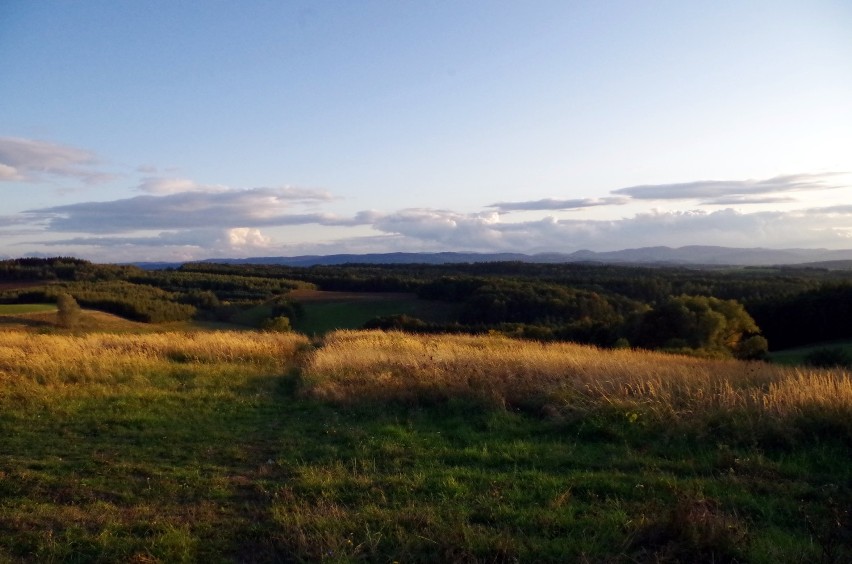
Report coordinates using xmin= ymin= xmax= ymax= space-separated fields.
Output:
xmin=769 ymin=340 xmax=852 ymax=366
xmin=0 ymin=303 xmax=56 ymax=314
xmin=291 ymin=294 xmax=454 ymax=335
xmin=1 ymin=330 xmax=850 ymax=562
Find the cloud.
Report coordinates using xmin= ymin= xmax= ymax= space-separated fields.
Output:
xmin=0 ymin=137 xmax=112 ymax=184
xmin=27 ymin=186 xmax=351 ymax=233
xmin=39 ymin=227 xmax=274 ymax=251
xmin=364 ymin=207 xmax=852 ymax=252
xmin=373 ymin=209 xmax=505 ymax=247
xmin=136 ymin=177 xmax=214 ymax=195
xmin=11 ymin=168 xmax=852 ymax=262
xmin=699 ymin=196 xmax=799 ymax=206
xmin=805 ymin=204 xmax=852 ymax=215
xmin=22 ymin=204 xmax=852 ymax=262
xmin=134 ymin=176 xmax=336 ymax=201
xmin=487 ymin=196 xmax=628 ymax=212
xmin=0 ymin=163 xmax=23 ymax=181
xmin=226 ymin=227 xmax=272 ymax=247
xmin=612 ymin=173 xmax=845 ymax=201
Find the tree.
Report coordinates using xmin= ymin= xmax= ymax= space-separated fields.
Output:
xmin=261 ymin=316 xmax=291 ymax=332
xmin=634 ymin=295 xmax=767 ymax=358
xmin=56 ymin=292 xmax=82 ymax=329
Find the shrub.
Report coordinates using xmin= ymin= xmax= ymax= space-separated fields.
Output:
xmin=56 ymin=292 xmax=82 ymax=329
xmin=262 ymin=316 xmax=292 ymax=332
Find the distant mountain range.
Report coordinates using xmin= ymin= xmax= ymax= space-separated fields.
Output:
xmin=130 ymin=246 xmax=852 ymax=270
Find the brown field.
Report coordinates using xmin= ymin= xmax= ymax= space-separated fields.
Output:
xmin=303 ymin=330 xmax=852 ymax=423
xmin=0 ymin=309 xmax=148 ymax=332
xmin=0 ymin=330 xmax=309 ymax=388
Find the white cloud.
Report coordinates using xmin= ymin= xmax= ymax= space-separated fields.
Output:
xmin=226 ymin=227 xmax=272 ymax=247
xmin=136 ymin=177 xmax=215 ymax=195
xmin=0 ymin=163 xmax=23 ymax=181
xmin=364 ymin=207 xmax=852 ymax=252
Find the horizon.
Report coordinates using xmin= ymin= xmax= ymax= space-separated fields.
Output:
xmin=2 ymin=2 xmax=851 ymax=262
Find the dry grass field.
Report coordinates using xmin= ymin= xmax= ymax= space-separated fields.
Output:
xmin=304 ymin=330 xmax=852 ymax=426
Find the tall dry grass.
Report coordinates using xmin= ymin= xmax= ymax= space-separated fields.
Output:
xmin=0 ymin=330 xmax=309 ymax=395
xmin=303 ymin=330 xmax=852 ymax=425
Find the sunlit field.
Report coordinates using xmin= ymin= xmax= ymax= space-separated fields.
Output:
xmin=1 ymin=328 xmax=850 ymax=562
xmin=306 ymin=330 xmax=852 ymax=427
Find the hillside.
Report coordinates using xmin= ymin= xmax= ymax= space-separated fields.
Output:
xmin=1 ymin=328 xmax=849 ymax=561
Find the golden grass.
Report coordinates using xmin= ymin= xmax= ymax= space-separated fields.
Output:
xmin=303 ymin=330 xmax=852 ymax=421
xmin=0 ymin=330 xmax=309 ymax=391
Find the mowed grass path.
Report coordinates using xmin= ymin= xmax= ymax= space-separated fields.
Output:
xmin=1 ymin=330 xmax=850 ymax=562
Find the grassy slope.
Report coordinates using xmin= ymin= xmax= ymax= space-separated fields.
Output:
xmin=0 ymin=330 xmax=850 ymax=562
xmin=0 ymin=304 xmax=57 ymax=314
xmin=769 ymin=339 xmax=852 ymax=366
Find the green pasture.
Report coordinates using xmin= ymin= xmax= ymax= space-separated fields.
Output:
xmin=292 ymin=296 xmax=452 ymax=335
xmin=769 ymin=339 xmax=852 ymax=366
xmin=0 ymin=303 xmax=56 ymax=315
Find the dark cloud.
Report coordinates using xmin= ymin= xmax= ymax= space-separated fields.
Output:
xmin=699 ymin=195 xmax=799 ymax=206
xmin=612 ymin=173 xmax=845 ymax=201
xmin=27 ymin=187 xmax=360 ymax=233
xmin=487 ymin=196 xmax=628 ymax=212
xmin=0 ymin=137 xmax=113 ymax=184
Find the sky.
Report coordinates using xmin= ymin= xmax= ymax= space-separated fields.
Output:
xmin=1 ymin=0 xmax=851 ymax=262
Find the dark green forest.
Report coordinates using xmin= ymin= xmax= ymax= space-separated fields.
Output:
xmin=3 ymin=257 xmax=852 ymax=357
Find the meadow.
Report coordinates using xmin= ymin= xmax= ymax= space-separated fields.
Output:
xmin=0 ymin=304 xmax=57 ymax=314
xmin=287 ymin=290 xmax=456 ymax=336
xmin=1 ymin=321 xmax=850 ymax=562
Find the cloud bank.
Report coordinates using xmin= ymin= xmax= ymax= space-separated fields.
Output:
xmin=1 ymin=141 xmax=848 ymax=262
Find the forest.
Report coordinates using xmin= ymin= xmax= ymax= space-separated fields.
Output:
xmin=2 ymin=256 xmax=852 ymax=358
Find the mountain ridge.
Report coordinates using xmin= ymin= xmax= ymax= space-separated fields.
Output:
xmin=128 ymin=246 xmax=852 ymax=269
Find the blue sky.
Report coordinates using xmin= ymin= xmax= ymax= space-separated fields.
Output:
xmin=2 ymin=1 xmax=851 ymax=262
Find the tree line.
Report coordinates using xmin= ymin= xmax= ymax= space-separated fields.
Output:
xmin=3 ymin=258 xmax=852 ymax=355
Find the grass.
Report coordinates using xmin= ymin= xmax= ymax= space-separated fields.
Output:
xmin=1 ymin=328 xmax=850 ymax=562
xmin=304 ymin=331 xmax=852 ymax=427
xmin=769 ymin=339 xmax=852 ymax=366
xmin=290 ymin=292 xmax=455 ymax=335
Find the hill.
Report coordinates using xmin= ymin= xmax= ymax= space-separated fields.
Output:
xmin=130 ymin=245 xmax=852 ymax=269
